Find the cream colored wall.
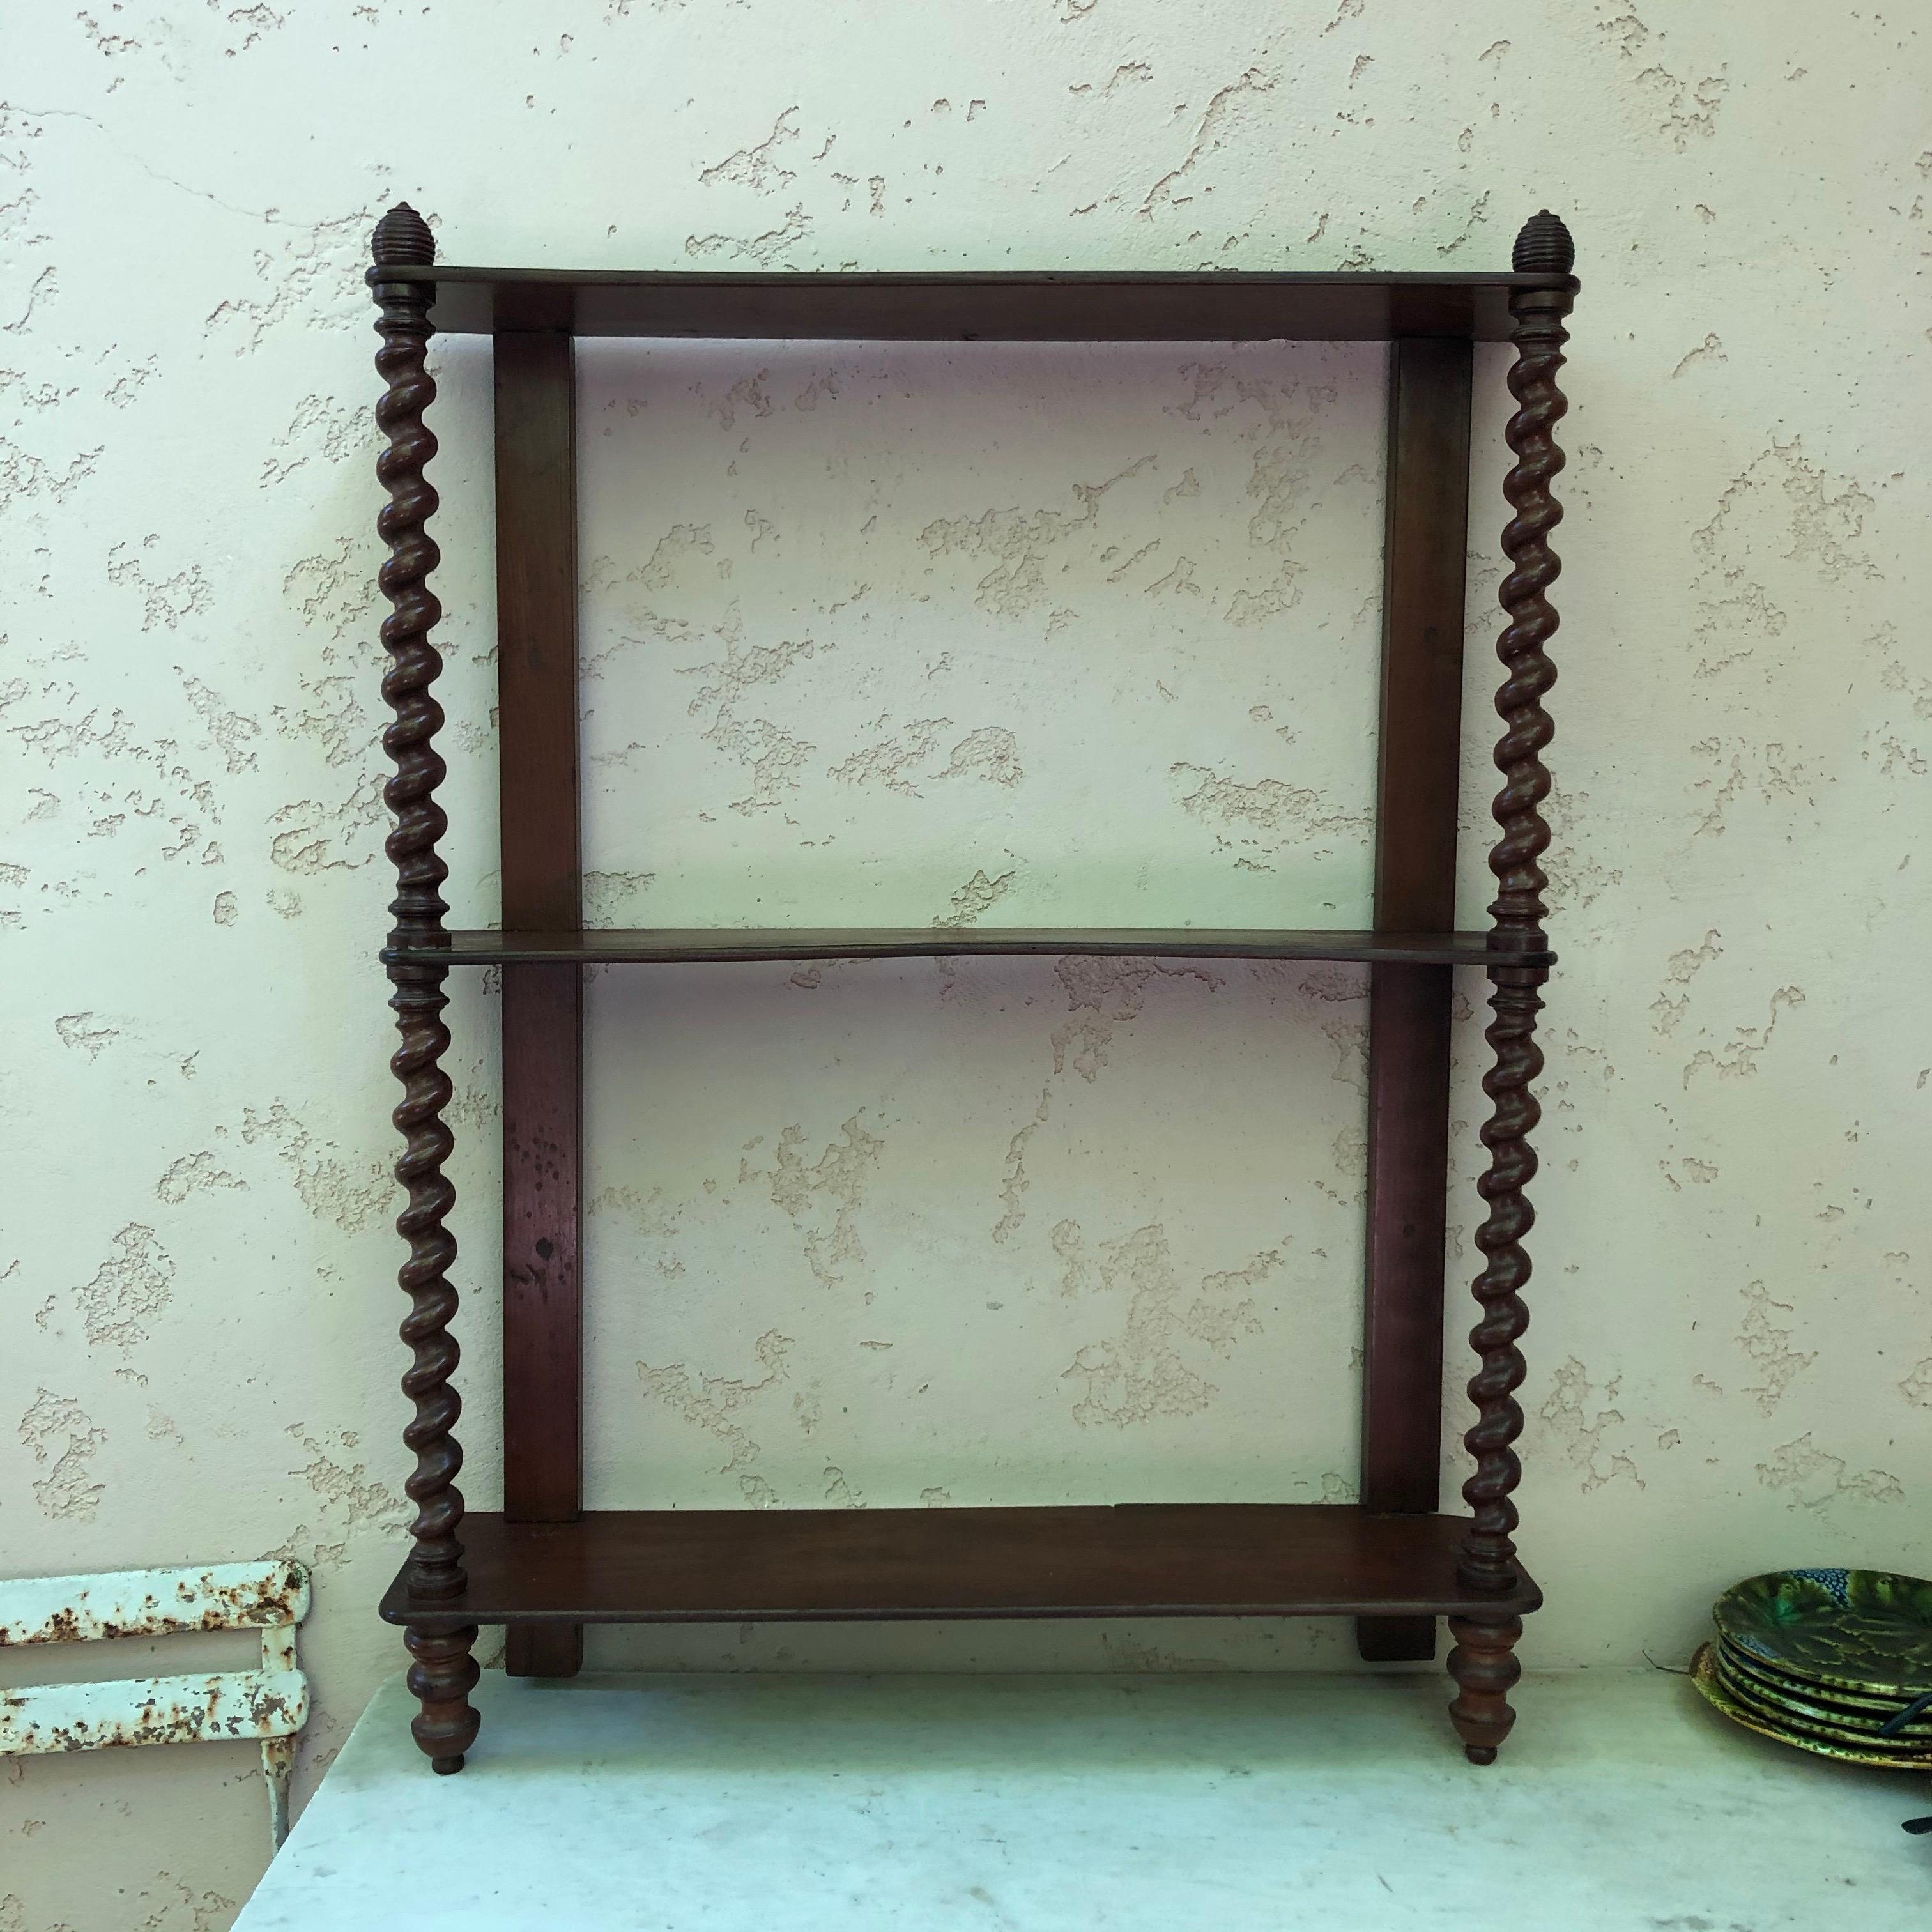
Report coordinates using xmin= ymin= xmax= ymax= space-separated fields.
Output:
xmin=3 ymin=3 xmax=1928 ymax=1925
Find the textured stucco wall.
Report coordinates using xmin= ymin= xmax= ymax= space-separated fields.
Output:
xmin=3 ymin=3 xmax=1929 ymax=1924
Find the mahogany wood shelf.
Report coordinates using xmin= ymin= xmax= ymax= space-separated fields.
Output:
xmin=381 ymin=1508 xmax=1542 ymax=1631
xmin=383 ymin=928 xmax=1557 ymax=970
xmin=365 ymin=201 xmax=1579 ymax=1776
xmin=424 ymin=267 xmax=1551 ymax=342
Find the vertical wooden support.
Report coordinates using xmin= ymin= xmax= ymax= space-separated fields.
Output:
xmin=494 ymin=328 xmax=586 ymax=1680
xmin=370 ymin=203 xmax=480 ymax=1774
xmin=1356 ymin=335 xmax=1473 ymax=1664
xmin=1450 ymin=210 xmax=1575 ymax=1764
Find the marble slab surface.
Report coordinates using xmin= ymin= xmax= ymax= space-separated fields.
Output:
xmin=236 ymin=1667 xmax=1928 ymax=1929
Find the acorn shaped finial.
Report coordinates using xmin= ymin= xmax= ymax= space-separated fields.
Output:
xmin=1512 ymin=209 xmax=1574 ymax=275
xmin=372 ymin=202 xmax=435 ymax=268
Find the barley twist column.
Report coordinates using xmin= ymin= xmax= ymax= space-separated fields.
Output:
xmin=370 ymin=202 xmax=479 ymax=1774
xmin=1450 ymin=209 xmax=1575 ymax=1766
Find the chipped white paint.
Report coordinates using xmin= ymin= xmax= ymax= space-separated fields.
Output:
xmin=0 ymin=1563 xmax=310 ymax=1851
xmin=0 ymin=1561 xmax=310 ymax=1646
xmin=3 ymin=4 xmax=1930 ymax=1926
xmin=0 ymin=1669 xmax=310 ymax=1755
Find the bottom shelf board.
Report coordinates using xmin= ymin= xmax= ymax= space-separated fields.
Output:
xmin=379 ymin=1505 xmax=1540 ymax=1630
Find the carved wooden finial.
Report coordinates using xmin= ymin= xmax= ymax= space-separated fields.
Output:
xmin=1511 ymin=209 xmax=1574 ymax=275
xmin=372 ymin=201 xmax=436 ymax=269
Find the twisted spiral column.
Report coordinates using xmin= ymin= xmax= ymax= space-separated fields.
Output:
xmin=1485 ymin=211 xmax=1572 ymax=951
xmin=1457 ymin=211 xmax=1574 ymax=1602
xmin=371 ymin=201 xmax=478 ymax=1773
xmin=1458 ymin=973 xmax=1544 ymax=1593
xmin=1450 ymin=212 xmax=1574 ymax=1761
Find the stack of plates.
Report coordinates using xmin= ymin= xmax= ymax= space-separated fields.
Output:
xmin=1690 ymin=1567 xmax=1932 ymax=1770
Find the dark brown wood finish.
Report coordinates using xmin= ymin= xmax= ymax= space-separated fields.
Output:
xmin=385 ymin=928 xmax=1554 ymax=969
xmin=498 ymin=965 xmax=581 ymax=1683
xmin=381 ymin=1506 xmax=1541 ymax=1629
xmin=494 ymin=328 xmax=585 ymax=1682
xmin=367 ymin=206 xmax=1582 ymax=1772
xmin=369 ymin=203 xmax=479 ymax=1775
xmin=1448 ymin=209 xmax=1577 ymax=1764
xmin=423 ymin=268 xmax=1570 ymax=342
xmin=1447 ymin=1613 xmax=1524 ymax=1764
xmin=1358 ymin=337 xmax=1474 ymax=1666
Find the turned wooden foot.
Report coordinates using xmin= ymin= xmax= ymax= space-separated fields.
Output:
xmin=406 ymin=1623 xmax=480 ymax=1772
xmin=1447 ymin=1612 xmax=1522 ymax=1763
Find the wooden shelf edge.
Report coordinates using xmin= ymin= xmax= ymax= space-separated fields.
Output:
xmin=378 ymin=1505 xmax=1543 ymax=1630
xmin=429 ymin=266 xmax=1575 ymax=289
xmin=381 ymin=928 xmax=1558 ymax=970
xmin=420 ymin=266 xmax=1580 ymax=343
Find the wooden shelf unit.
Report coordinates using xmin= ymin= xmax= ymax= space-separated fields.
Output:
xmin=366 ymin=202 xmax=1579 ymax=1775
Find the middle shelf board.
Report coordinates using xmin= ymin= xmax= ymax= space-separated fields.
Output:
xmin=383 ymin=928 xmax=1554 ymax=969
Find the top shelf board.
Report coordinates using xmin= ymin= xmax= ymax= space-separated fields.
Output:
xmin=420 ymin=268 xmax=1575 ymax=343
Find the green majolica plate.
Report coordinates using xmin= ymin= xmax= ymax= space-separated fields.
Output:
xmin=1719 ymin=1638 xmax=1932 ymax=1733
xmin=1713 ymin=1569 xmax=1932 ymax=1699
xmin=1690 ymin=1644 xmax=1928 ymax=1772
xmin=1713 ymin=1652 xmax=1932 ymax=1754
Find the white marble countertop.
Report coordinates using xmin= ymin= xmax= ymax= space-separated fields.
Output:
xmin=236 ymin=1666 xmax=1928 ymax=1929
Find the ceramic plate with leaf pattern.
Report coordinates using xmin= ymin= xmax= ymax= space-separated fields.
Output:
xmin=1713 ymin=1569 xmax=1932 ymax=1699
xmin=1690 ymin=1645 xmax=1928 ymax=1771
xmin=1713 ymin=1652 xmax=1932 ymax=1754
xmin=1719 ymin=1638 xmax=1932 ymax=1733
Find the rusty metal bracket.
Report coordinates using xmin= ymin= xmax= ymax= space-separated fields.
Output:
xmin=0 ymin=1560 xmax=311 ymax=1850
